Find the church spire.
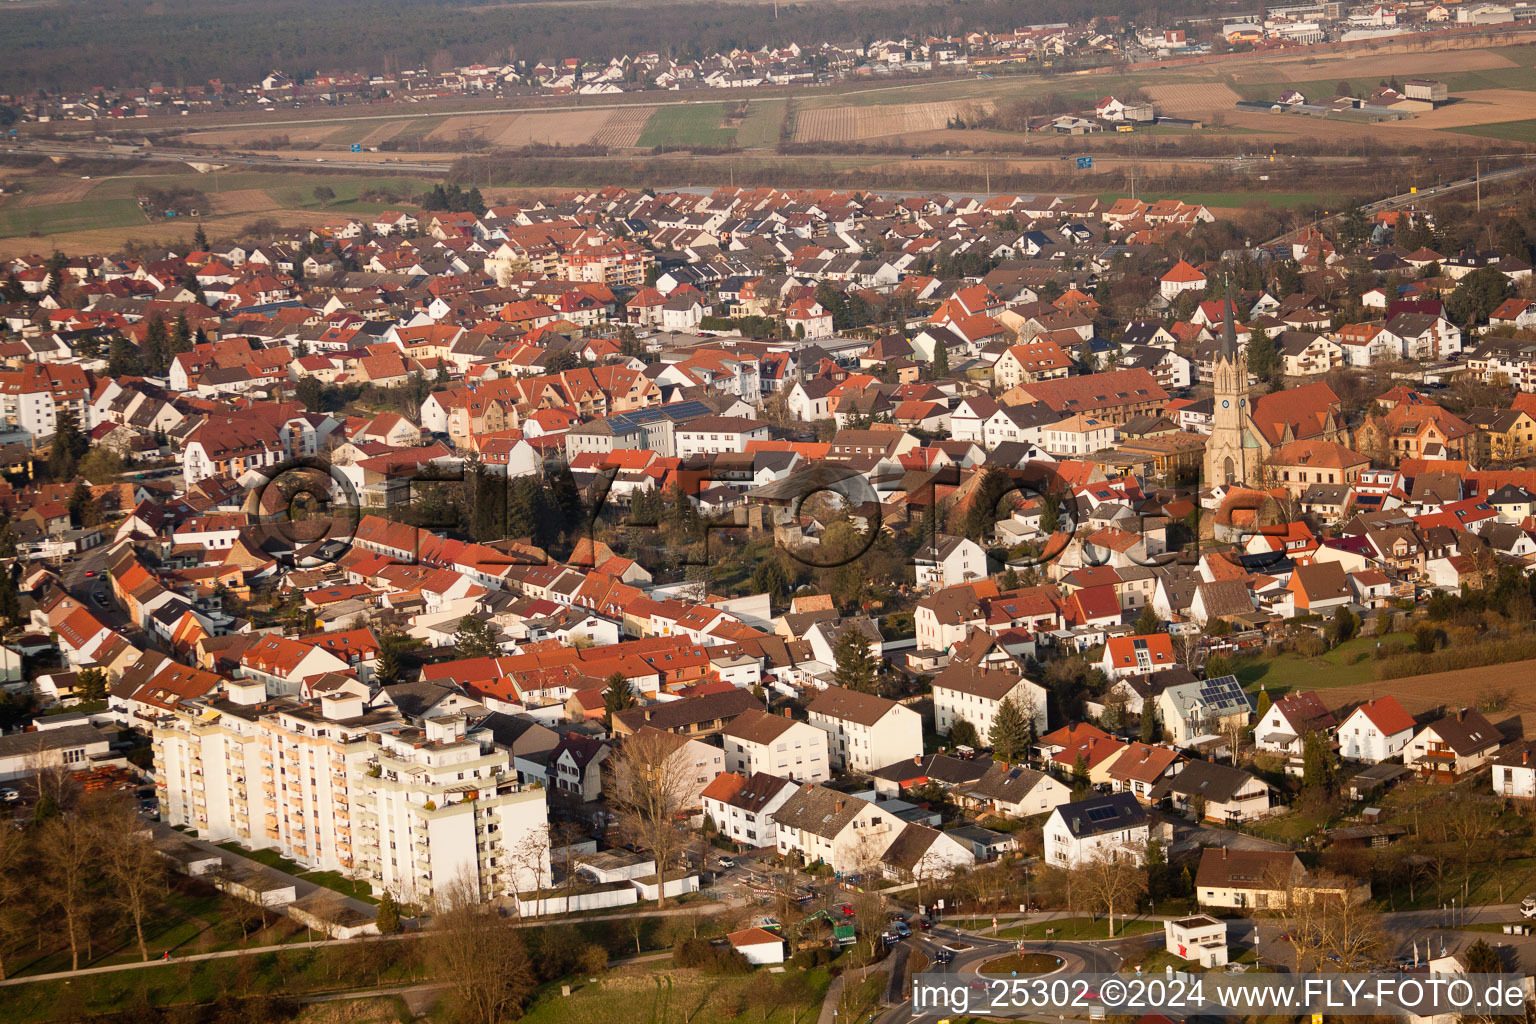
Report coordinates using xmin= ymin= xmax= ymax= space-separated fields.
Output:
xmin=1219 ymin=269 xmax=1236 ymax=361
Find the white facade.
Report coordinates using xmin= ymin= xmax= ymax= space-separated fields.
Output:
xmin=723 ymin=715 xmax=829 ymax=783
xmin=808 ymin=694 xmax=924 ymax=774
xmin=1337 ymin=703 xmax=1414 ymax=763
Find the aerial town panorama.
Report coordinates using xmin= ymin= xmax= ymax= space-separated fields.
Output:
xmin=6 ymin=0 xmax=1536 ymax=1022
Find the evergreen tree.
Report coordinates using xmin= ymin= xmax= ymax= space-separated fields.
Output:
xmin=549 ymin=463 xmax=583 ymax=535
xmin=1 ymin=275 xmax=23 ymax=304
xmin=169 ymin=314 xmax=193 ymax=358
xmin=48 ymin=408 xmax=87 ymax=480
xmin=454 ymin=615 xmax=502 ymax=658
xmin=1255 ymin=687 xmax=1271 ymax=724
xmin=1134 ymin=605 xmax=1160 ymax=636
xmin=948 ymin=717 xmax=980 ymax=750
xmin=990 ymin=696 xmax=1030 ymax=763
xmin=376 ymin=638 xmax=401 ymax=687
xmin=750 ymin=557 xmax=789 ymax=605
xmin=932 ymin=338 xmax=949 ymax=378
xmin=505 ymin=477 xmax=541 ymax=541
xmin=192 ymin=224 xmax=209 ymax=251
xmin=470 ymin=466 xmax=508 ymax=543
xmin=67 ymin=481 xmax=99 ymax=527
xmin=143 ymin=316 xmax=170 ymax=376
xmin=1071 ymin=754 xmax=1091 ymax=795
xmin=832 ymin=628 xmax=878 ymax=694
xmin=376 ymin=891 xmax=403 ymax=934
xmin=466 ymin=187 xmax=487 ymax=216
xmin=1246 ymin=327 xmax=1279 ymax=384
xmin=602 ymin=671 xmax=636 ymax=726
xmin=1039 ymin=491 xmax=1062 ymax=535
xmin=76 ymin=668 xmax=107 ymax=701
xmin=1140 ymin=702 xmax=1160 ymax=743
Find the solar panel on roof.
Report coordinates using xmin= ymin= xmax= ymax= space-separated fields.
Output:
xmin=1086 ymin=806 xmax=1117 ymax=822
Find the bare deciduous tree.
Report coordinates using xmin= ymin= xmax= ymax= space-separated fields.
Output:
xmin=605 ymin=729 xmax=695 ymax=908
xmin=37 ymin=810 xmax=98 ymax=970
xmin=1074 ymin=850 xmax=1148 ymax=938
xmin=95 ymin=797 xmax=168 ymax=961
xmin=425 ymin=874 xmax=535 ymax=1024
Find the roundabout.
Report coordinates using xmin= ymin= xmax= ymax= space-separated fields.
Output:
xmin=979 ymin=952 xmax=1068 ymax=974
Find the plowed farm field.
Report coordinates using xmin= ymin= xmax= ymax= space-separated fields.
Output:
xmin=1319 ymin=658 xmax=1536 ymax=738
xmin=1263 ymin=48 xmax=1519 ymax=83
xmin=1144 ymin=83 xmax=1242 ymax=119
xmin=792 ymin=99 xmax=993 ymax=142
xmin=428 ymin=109 xmax=618 ymax=147
xmin=590 ymin=106 xmax=654 ymax=148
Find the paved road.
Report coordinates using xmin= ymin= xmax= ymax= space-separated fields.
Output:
xmin=1261 ymin=161 xmax=1536 ymax=247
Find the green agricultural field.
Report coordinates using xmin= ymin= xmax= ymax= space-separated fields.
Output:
xmin=265 ymin=175 xmax=431 ymax=210
xmin=735 ymin=99 xmax=787 ymax=149
xmin=639 ymin=103 xmax=738 ymax=148
xmin=0 ymin=197 xmax=146 ymax=238
xmin=1448 ymin=119 xmax=1536 ymax=143
xmin=993 ymin=917 xmax=1161 ymax=940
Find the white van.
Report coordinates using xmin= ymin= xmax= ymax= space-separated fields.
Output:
xmin=1521 ymin=894 xmax=1536 ymax=919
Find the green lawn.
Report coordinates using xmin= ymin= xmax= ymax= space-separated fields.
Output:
xmin=1226 ymin=633 xmax=1413 ymax=696
xmin=0 ymin=942 xmax=425 ymax=1023
xmin=994 ymin=917 xmax=1162 ymax=940
xmin=265 ymin=175 xmax=430 ymax=211
xmin=0 ymin=197 xmax=146 ymax=238
xmin=736 ymin=99 xmax=786 ymax=149
xmin=214 ymin=842 xmax=377 ymax=903
xmin=638 ymin=104 xmax=738 ymax=148
xmin=1446 ymin=119 xmax=1536 ymax=143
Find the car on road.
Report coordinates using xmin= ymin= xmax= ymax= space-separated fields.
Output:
xmin=716 ymin=857 xmax=736 ymax=869
xmin=932 ymin=949 xmax=954 ymax=964
xmin=840 ymin=903 xmax=854 ymax=916
xmin=890 ymin=921 xmax=911 ymax=939
xmin=84 ymin=571 xmax=95 ymax=578
xmin=0 ymin=789 xmax=16 ymax=803
xmin=1522 ymin=894 xmax=1536 ymax=920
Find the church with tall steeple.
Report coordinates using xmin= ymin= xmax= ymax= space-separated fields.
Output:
xmin=1202 ymin=284 xmax=1267 ymax=488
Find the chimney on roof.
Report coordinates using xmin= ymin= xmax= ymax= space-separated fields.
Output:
xmin=1457 ymin=707 xmax=1465 ymax=723
xmin=1524 ymin=749 xmax=1530 ymax=766
xmin=835 ymin=798 xmax=845 ymax=812
xmin=914 ymin=755 xmax=922 ymax=765
xmin=783 ymin=706 xmax=792 ymax=718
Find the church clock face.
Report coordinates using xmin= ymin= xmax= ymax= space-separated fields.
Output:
xmin=1238 ymin=398 xmax=1246 ymax=407
xmin=1221 ymin=399 xmax=1230 ymax=409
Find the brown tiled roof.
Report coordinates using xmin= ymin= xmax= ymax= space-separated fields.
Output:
xmin=807 ymin=685 xmax=903 ymax=727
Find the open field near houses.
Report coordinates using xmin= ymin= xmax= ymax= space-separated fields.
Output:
xmin=0 ymin=169 xmax=432 ymax=255
xmin=792 ymin=98 xmax=994 ymax=142
xmin=1144 ymin=83 xmax=1242 ymax=119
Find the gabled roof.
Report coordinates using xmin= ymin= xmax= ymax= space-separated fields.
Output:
xmin=1051 ymin=792 xmax=1147 ymax=838
xmin=1346 ymin=695 xmax=1415 ymax=737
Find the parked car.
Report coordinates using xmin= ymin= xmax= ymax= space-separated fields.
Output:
xmin=0 ymin=789 xmax=17 ymax=803
xmin=716 ymin=857 xmax=737 ymax=870
xmin=1521 ymin=894 xmax=1536 ymax=920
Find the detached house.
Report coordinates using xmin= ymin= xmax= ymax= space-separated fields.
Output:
xmin=1254 ymin=691 xmax=1337 ymax=756
xmin=771 ymin=785 xmax=905 ymax=875
xmin=1100 ymin=633 xmax=1177 ymax=680
xmin=1337 ymin=695 xmax=1415 ymax=763
xmin=1044 ymin=792 xmax=1149 ymax=868
xmin=701 ymin=771 xmax=799 ymax=848
xmin=1492 ymin=741 xmax=1536 ymax=799
xmin=1404 ymin=707 xmax=1500 ymax=778
xmin=1149 ymin=759 xmax=1271 ymax=823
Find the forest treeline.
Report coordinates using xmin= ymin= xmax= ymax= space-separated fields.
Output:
xmin=1 ymin=0 xmax=1225 ymax=93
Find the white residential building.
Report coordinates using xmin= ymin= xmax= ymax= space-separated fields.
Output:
xmin=1044 ymin=793 xmax=1149 ymax=868
xmin=701 ymin=771 xmax=798 ymax=848
xmin=720 ymin=708 xmax=830 ymax=783
xmin=153 ymin=679 xmax=550 ymax=906
xmin=930 ymin=663 xmax=1048 ymax=745
xmin=807 ymin=686 xmax=923 ymax=774
xmin=1336 ymin=696 xmax=1416 ymax=763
